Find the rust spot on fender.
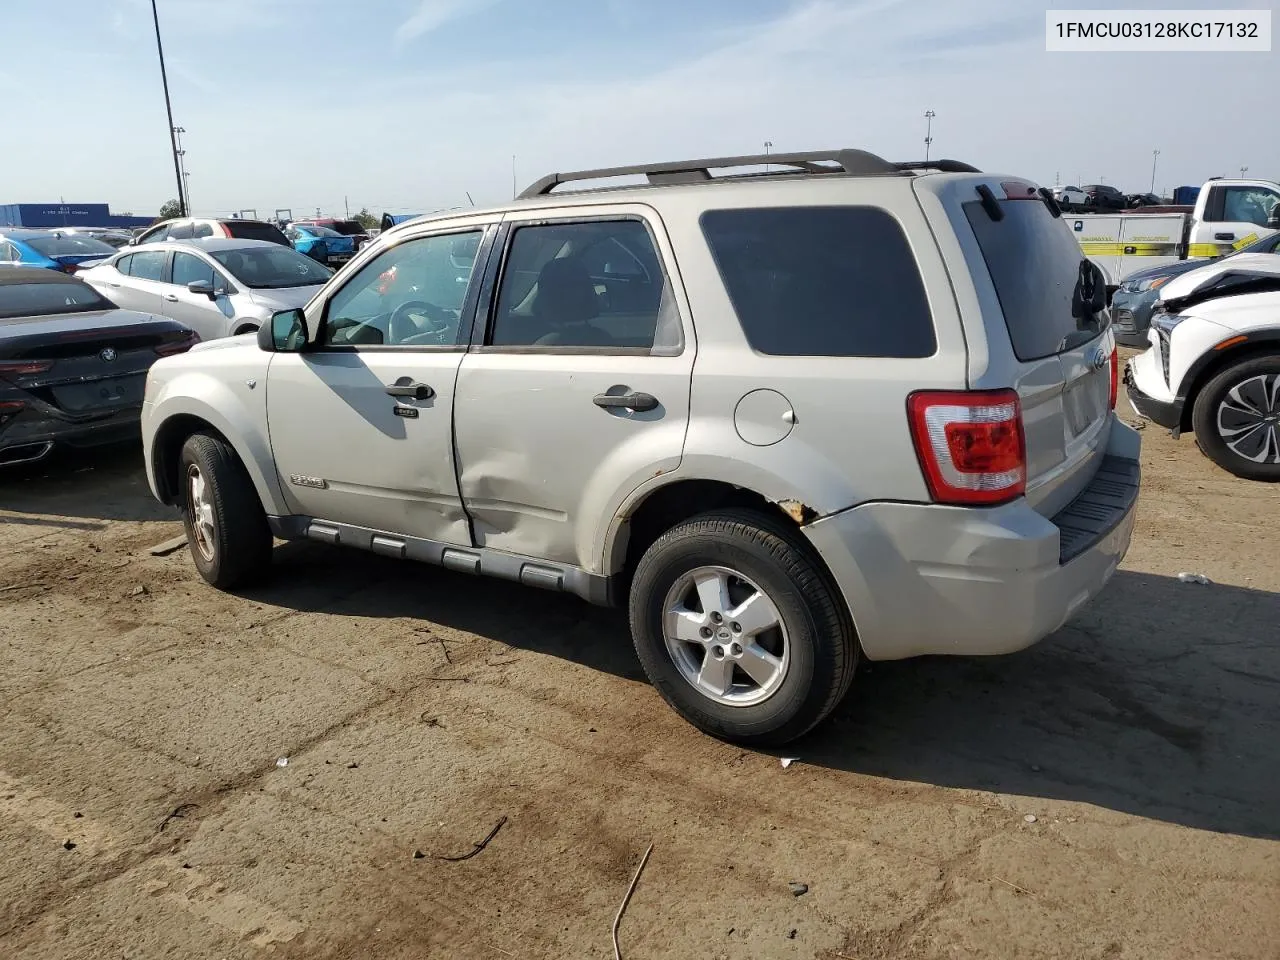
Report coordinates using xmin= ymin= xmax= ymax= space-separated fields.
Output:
xmin=776 ymin=499 xmax=817 ymax=525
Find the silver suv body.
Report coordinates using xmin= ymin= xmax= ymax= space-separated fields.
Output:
xmin=139 ymin=149 xmax=1141 ymax=744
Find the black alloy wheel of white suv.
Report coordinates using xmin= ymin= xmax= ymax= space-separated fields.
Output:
xmin=1191 ymin=354 xmax=1280 ymax=481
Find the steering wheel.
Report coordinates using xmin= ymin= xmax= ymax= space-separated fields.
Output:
xmin=387 ymin=300 xmax=453 ymax=345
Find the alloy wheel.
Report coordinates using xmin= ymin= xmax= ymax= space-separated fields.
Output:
xmin=661 ymin=565 xmax=790 ymax=707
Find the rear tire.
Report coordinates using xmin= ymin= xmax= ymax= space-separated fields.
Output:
xmin=1191 ymin=354 xmax=1280 ymax=482
xmin=179 ymin=432 xmax=273 ymax=588
xmin=628 ymin=509 xmax=857 ymax=745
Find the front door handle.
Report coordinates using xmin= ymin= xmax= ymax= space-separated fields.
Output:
xmin=1215 ymin=232 xmax=1235 ymax=241
xmin=162 ymin=293 xmax=179 ymax=302
xmin=385 ymin=379 xmax=435 ymax=400
xmin=593 ymin=391 xmax=658 ymax=412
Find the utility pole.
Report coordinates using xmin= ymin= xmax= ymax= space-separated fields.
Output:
xmin=150 ymin=0 xmax=186 ymax=218
xmin=344 ymin=195 xmax=349 ymax=218
xmin=1151 ymin=149 xmax=1160 ymax=193
xmin=764 ymin=140 xmax=773 ymax=173
xmin=923 ymin=110 xmax=935 ymax=162
xmin=512 ymin=155 xmax=517 ymax=200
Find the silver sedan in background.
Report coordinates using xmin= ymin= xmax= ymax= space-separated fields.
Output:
xmin=78 ymin=238 xmax=333 ymax=342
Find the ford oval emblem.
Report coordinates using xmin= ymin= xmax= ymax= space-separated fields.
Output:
xmin=1090 ymin=347 xmax=1108 ymax=370
xmin=99 ymin=347 xmax=117 ymax=362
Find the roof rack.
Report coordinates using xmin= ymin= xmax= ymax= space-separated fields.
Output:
xmin=519 ymin=149 xmax=980 ymax=198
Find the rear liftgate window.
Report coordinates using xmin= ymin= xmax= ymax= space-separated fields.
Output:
xmin=963 ymin=199 xmax=1102 ymax=361
xmin=699 ymin=206 xmax=936 ymax=358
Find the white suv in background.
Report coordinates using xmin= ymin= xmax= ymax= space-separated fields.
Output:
xmin=140 ymin=148 xmax=1141 ymax=744
xmin=1126 ymin=253 xmax=1280 ymax=480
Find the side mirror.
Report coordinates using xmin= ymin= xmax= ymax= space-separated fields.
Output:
xmin=259 ymin=308 xmax=308 ymax=353
xmin=187 ymin=279 xmax=215 ymax=299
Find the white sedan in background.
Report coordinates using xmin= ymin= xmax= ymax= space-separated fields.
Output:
xmin=1052 ymin=185 xmax=1087 ymax=207
xmin=79 ymin=238 xmax=333 ymax=342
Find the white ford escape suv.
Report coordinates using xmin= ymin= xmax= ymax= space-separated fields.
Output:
xmin=140 ymin=148 xmax=1141 ymax=745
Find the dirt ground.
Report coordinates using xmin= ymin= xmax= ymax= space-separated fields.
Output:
xmin=0 ymin=412 xmax=1277 ymax=960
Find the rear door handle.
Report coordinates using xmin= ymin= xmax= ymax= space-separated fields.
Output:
xmin=593 ymin=391 xmax=658 ymax=412
xmin=1214 ymin=232 xmax=1235 ymax=241
xmin=162 ymin=294 xmax=179 ymax=302
xmin=385 ymin=380 xmax=435 ymax=400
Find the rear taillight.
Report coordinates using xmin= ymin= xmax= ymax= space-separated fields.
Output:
xmin=0 ymin=360 xmax=53 ymax=378
xmin=0 ymin=400 xmax=24 ymax=419
xmin=1109 ymin=347 xmax=1119 ymax=409
xmin=155 ymin=331 xmax=201 ymax=357
xmin=58 ymin=262 xmax=78 ymax=274
xmin=907 ymin=389 xmax=1026 ymax=506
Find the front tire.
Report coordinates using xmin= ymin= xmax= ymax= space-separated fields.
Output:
xmin=628 ymin=509 xmax=857 ymax=745
xmin=180 ymin=432 xmax=274 ymax=588
xmin=1191 ymin=354 xmax=1280 ymax=482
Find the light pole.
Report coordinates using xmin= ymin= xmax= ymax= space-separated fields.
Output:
xmin=1150 ymin=149 xmax=1160 ymax=193
xmin=150 ymin=0 xmax=186 ymax=218
xmin=923 ymin=110 xmax=935 ymax=162
xmin=1240 ymin=165 xmax=1249 ymax=178
xmin=764 ymin=140 xmax=772 ymax=172
xmin=173 ymin=126 xmax=190 ymax=213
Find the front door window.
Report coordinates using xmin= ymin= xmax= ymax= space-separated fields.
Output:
xmin=321 ymin=231 xmax=483 ymax=348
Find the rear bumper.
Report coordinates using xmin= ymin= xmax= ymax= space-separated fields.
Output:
xmin=0 ymin=405 xmax=141 ymax=465
xmin=803 ymin=417 xmax=1141 ymax=661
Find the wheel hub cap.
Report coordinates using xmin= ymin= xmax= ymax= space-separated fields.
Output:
xmin=1217 ymin=373 xmax=1280 ymax=464
xmin=187 ymin=464 xmax=216 ymax=561
xmin=661 ymin=565 xmax=790 ymax=707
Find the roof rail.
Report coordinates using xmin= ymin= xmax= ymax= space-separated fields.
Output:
xmin=518 ymin=148 xmax=971 ymax=198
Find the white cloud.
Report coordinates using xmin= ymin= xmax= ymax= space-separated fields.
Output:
xmin=394 ymin=0 xmax=493 ymax=46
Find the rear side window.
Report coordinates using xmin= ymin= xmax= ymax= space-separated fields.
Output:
xmin=192 ymin=222 xmax=215 ymax=238
xmin=225 ymin=221 xmax=289 ymax=245
xmin=699 ymin=206 xmax=936 ymax=358
xmin=167 ymin=222 xmax=194 ymax=240
xmin=963 ymin=200 xmax=1100 ymax=361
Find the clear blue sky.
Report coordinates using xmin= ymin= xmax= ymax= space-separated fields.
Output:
xmin=0 ymin=0 xmax=1274 ymax=217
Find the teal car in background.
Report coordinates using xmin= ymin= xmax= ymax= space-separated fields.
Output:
xmin=284 ymin=223 xmax=355 ymax=269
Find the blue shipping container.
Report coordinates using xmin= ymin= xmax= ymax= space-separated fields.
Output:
xmin=0 ymin=203 xmax=154 ymax=229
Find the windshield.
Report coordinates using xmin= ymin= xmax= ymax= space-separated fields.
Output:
xmin=964 ymin=198 xmax=1106 ymax=361
xmin=0 ymin=280 xmax=114 ymax=319
xmin=25 ymin=235 xmax=117 ymax=257
xmin=210 ymin=246 xmax=332 ymax=288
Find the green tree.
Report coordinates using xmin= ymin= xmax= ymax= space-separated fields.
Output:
xmin=353 ymin=207 xmax=378 ymax=230
xmin=156 ymin=199 xmax=182 ymax=222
